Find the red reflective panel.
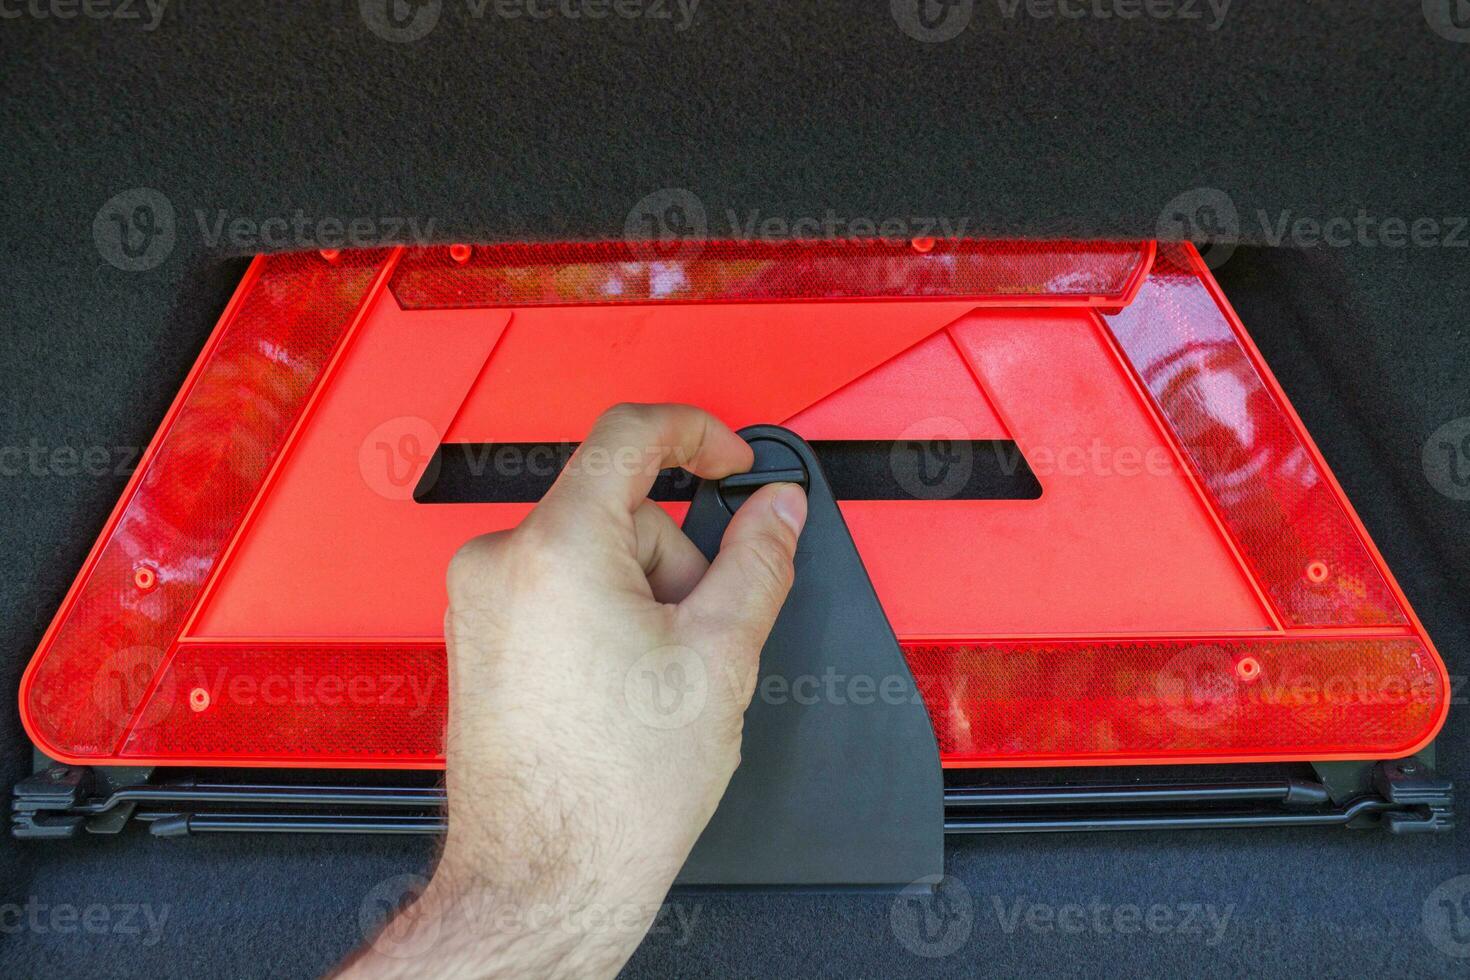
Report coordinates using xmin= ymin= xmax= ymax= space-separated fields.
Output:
xmin=20 ymin=250 xmax=394 ymax=759
xmin=389 ymin=239 xmax=1151 ymax=308
xmin=118 ymin=645 xmax=446 ymax=766
xmin=1101 ymin=245 xmax=1406 ymax=627
xmin=905 ymin=638 xmax=1445 ymax=765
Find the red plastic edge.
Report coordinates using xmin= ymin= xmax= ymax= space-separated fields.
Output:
xmin=18 ymin=249 xmax=404 ymax=766
xmin=388 ymin=238 xmax=1155 ymax=309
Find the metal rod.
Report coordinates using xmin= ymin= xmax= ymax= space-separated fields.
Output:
xmin=77 ymin=778 xmax=1330 ymax=818
xmin=77 ymin=783 xmax=444 ymax=815
xmin=141 ymin=813 xmax=447 ymax=836
xmin=122 ymin=797 xmax=1412 ymax=838
xmin=943 ymin=779 xmax=1328 ymax=809
xmin=27 ymin=774 xmax=1428 ymax=838
xmin=944 ymin=798 xmax=1395 ymax=833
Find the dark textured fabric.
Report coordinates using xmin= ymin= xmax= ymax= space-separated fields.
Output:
xmin=2 ymin=2 xmax=1468 ymax=976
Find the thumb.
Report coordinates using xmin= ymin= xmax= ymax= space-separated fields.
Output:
xmin=679 ymin=482 xmax=807 ymax=656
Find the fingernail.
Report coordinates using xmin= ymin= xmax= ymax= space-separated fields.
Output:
xmin=770 ymin=482 xmax=807 ymax=536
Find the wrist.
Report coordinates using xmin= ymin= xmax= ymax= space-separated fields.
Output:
xmin=340 ymin=844 xmax=666 ymax=980
xmin=429 ymin=854 xmax=660 ymax=980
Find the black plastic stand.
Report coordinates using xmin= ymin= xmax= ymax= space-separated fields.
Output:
xmin=673 ymin=425 xmax=945 ymax=887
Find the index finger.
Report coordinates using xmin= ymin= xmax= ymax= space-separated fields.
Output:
xmin=540 ymin=403 xmax=755 ymax=518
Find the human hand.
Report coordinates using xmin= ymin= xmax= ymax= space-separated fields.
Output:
xmin=340 ymin=403 xmax=807 ymax=979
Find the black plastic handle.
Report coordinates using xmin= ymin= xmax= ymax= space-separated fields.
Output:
xmin=675 ymin=425 xmax=944 ymax=888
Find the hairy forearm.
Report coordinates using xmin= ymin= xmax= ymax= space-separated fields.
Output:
xmin=340 ymin=695 xmax=695 ymax=979
xmin=336 ymin=858 xmax=662 ymax=980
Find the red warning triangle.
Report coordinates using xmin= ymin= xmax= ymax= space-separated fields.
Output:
xmin=20 ymin=242 xmax=1447 ymax=770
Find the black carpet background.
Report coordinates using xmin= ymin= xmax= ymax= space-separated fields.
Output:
xmin=2 ymin=2 xmax=1468 ymax=976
